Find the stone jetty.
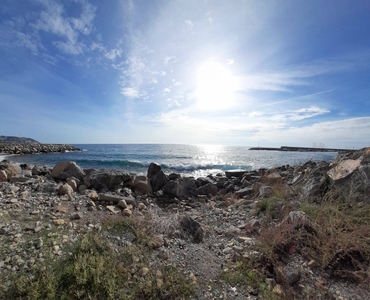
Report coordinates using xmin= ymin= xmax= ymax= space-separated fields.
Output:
xmin=0 ymin=135 xmax=81 ymax=155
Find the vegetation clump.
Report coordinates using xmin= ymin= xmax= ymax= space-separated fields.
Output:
xmin=1 ymin=227 xmax=195 ymax=300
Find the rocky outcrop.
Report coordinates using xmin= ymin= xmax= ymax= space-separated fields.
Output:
xmin=327 ymin=147 xmax=370 ymax=202
xmin=292 ymin=161 xmax=331 ymax=202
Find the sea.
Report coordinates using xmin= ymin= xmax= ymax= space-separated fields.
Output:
xmin=1 ymin=144 xmax=338 ymax=178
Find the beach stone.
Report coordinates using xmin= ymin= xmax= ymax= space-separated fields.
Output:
xmin=32 ymin=165 xmax=50 ymax=176
xmin=98 ymin=193 xmax=123 ymax=203
xmin=78 ymin=184 xmax=87 ymax=193
xmin=122 ymin=208 xmax=132 ymax=216
xmin=36 ymin=180 xmax=58 ymax=193
xmin=0 ymin=170 xmax=7 ymax=181
xmin=147 ymin=163 xmax=168 ymax=192
xmin=118 ymin=199 xmax=128 ymax=209
xmin=88 ymin=190 xmax=99 ymax=200
xmin=84 ymin=169 xmax=131 ymax=192
xmin=141 ymin=267 xmax=150 ymax=277
xmin=179 ymin=215 xmax=203 ymax=243
xmin=1 ymin=161 xmax=22 ymax=178
xmin=107 ymin=206 xmax=121 ymax=214
xmin=53 ymin=219 xmax=65 ymax=226
xmin=51 ymin=161 xmax=85 ymax=181
xmin=129 ymin=175 xmax=152 ymax=194
xmin=71 ymin=212 xmax=83 ymax=220
xmin=266 ymin=172 xmax=283 ymax=184
xmin=67 ymin=178 xmax=78 ymax=191
xmin=148 ymin=235 xmax=164 ymax=249
xmin=58 ymin=183 xmax=73 ymax=200
xmin=235 ymin=187 xmax=254 ymax=198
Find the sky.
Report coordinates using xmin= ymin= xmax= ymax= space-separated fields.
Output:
xmin=1 ymin=0 xmax=370 ymax=148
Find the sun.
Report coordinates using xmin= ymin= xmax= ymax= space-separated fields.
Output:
xmin=196 ymin=61 xmax=236 ymax=110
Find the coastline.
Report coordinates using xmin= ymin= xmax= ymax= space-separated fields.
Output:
xmin=1 ymin=148 xmax=370 ymax=299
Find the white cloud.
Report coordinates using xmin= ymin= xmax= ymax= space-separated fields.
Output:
xmin=164 ymin=56 xmax=176 ymax=65
xmin=90 ymin=42 xmax=106 ymax=52
xmin=163 ymin=88 xmax=171 ymax=93
xmin=53 ymin=40 xmax=83 ymax=54
xmin=105 ymin=48 xmax=123 ymax=61
xmin=184 ymin=19 xmax=194 ymax=31
xmin=121 ymin=87 xmax=140 ymax=98
xmin=31 ymin=0 xmax=96 ymax=55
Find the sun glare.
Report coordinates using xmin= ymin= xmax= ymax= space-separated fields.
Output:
xmin=196 ymin=61 xmax=236 ymax=110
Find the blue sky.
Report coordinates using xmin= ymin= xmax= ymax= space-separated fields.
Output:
xmin=1 ymin=0 xmax=370 ymax=148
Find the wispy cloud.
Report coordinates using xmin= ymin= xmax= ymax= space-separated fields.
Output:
xmin=184 ymin=20 xmax=194 ymax=31
xmin=1 ymin=0 xmax=96 ymax=56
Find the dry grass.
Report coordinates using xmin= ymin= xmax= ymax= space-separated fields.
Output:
xmin=1 ymin=217 xmax=195 ymax=300
xmin=255 ymin=184 xmax=370 ymax=286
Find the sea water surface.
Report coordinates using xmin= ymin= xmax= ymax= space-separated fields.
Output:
xmin=3 ymin=144 xmax=338 ymax=177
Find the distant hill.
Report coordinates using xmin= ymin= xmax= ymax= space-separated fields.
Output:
xmin=0 ymin=136 xmax=40 ymax=144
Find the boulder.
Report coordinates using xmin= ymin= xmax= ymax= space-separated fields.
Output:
xmin=147 ymin=163 xmax=168 ymax=192
xmin=179 ymin=215 xmax=203 ymax=243
xmin=84 ymin=169 xmax=131 ymax=192
xmin=235 ymin=187 xmax=254 ymax=198
xmin=128 ymin=175 xmax=152 ymax=194
xmin=0 ymin=161 xmax=22 ymax=178
xmin=163 ymin=177 xmax=198 ymax=199
xmin=36 ymin=180 xmax=59 ymax=193
xmin=51 ymin=161 xmax=85 ymax=181
xmin=198 ymin=182 xmax=218 ymax=196
xmin=32 ymin=165 xmax=50 ymax=176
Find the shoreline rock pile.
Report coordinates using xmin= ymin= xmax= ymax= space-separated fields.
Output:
xmin=0 ymin=143 xmax=81 ymax=155
xmin=0 ymin=148 xmax=369 ymax=299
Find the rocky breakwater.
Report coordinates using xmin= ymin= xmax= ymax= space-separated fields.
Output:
xmin=0 ymin=148 xmax=370 ymax=299
xmin=0 ymin=142 xmax=81 ymax=155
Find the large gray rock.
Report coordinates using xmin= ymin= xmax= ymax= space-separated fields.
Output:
xmin=198 ymin=182 xmax=218 ymax=196
xmin=163 ymin=177 xmax=198 ymax=199
xmin=36 ymin=180 xmax=59 ymax=193
xmin=84 ymin=169 xmax=131 ymax=192
xmin=51 ymin=161 xmax=85 ymax=181
xmin=32 ymin=165 xmax=50 ymax=176
xmin=147 ymin=163 xmax=168 ymax=192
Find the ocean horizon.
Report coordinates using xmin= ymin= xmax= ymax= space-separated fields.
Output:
xmin=2 ymin=144 xmax=338 ymax=177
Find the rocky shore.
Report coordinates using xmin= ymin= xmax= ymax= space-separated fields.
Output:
xmin=0 ymin=148 xmax=369 ymax=299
